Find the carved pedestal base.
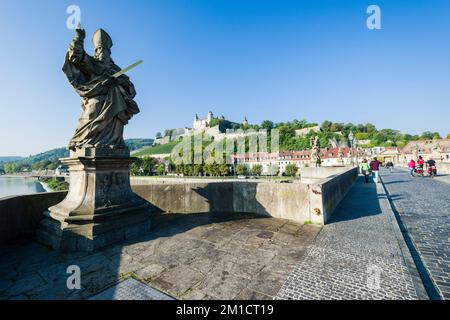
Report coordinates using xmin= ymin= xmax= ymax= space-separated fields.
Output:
xmin=37 ymin=149 xmax=152 ymax=252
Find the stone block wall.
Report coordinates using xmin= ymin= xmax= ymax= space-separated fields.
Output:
xmin=0 ymin=168 xmax=358 ymax=244
xmin=0 ymin=191 xmax=67 ymax=243
xmin=132 ymin=167 xmax=358 ymax=225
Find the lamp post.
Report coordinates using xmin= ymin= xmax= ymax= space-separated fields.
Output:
xmin=348 ymin=132 xmax=355 ymax=166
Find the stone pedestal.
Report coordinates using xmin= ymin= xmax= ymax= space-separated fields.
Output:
xmin=37 ymin=148 xmax=152 ymax=251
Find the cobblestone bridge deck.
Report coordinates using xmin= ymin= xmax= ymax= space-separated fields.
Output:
xmin=381 ymin=168 xmax=450 ymax=299
xmin=1 ymin=170 xmax=448 ymax=300
xmin=276 ymin=176 xmax=427 ymax=300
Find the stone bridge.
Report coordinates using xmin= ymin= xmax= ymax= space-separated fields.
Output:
xmin=0 ymin=167 xmax=448 ymax=300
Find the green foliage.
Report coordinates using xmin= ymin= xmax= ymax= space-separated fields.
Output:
xmin=284 ymin=163 xmax=298 ymax=177
xmin=0 ymin=156 xmax=22 ymax=163
xmin=219 ymin=164 xmax=230 ymax=176
xmin=125 ymin=138 xmax=154 ymax=151
xmin=236 ymin=164 xmax=248 ymax=176
xmin=288 ymin=121 xmax=447 ymax=150
xmin=1 ymin=139 xmax=152 ymax=174
xmin=251 ymin=164 xmax=263 ymax=176
xmin=420 ymin=131 xmax=441 ymax=140
xmin=130 ymin=157 xmax=158 ymax=176
xmin=4 ymin=163 xmax=15 ymax=174
xmin=260 ymin=120 xmax=275 ymax=130
xmin=155 ymin=163 xmax=165 ymax=176
xmin=133 ymin=140 xmax=179 ymax=157
xmin=355 ymin=132 xmax=369 ymax=140
xmin=208 ymin=118 xmax=241 ymax=132
xmin=32 ymin=160 xmax=53 ymax=171
xmin=45 ymin=178 xmax=69 ymax=191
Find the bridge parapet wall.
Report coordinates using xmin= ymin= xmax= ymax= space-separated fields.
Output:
xmin=0 ymin=168 xmax=358 ymax=244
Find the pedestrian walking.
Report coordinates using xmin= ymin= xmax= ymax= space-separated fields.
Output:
xmin=370 ymin=157 xmax=382 ymax=183
xmin=360 ymin=159 xmax=371 ymax=183
xmin=408 ymin=159 xmax=416 ymax=177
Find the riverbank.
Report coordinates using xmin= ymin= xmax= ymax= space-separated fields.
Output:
xmin=38 ymin=181 xmax=52 ymax=192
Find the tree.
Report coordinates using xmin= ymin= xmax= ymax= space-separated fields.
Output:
xmin=261 ymin=120 xmax=274 ymax=130
xmin=4 ymin=163 xmax=15 ymax=174
xmin=175 ymin=163 xmax=184 ymax=175
xmin=130 ymin=157 xmax=157 ymax=176
xmin=355 ymin=132 xmax=369 ymax=140
xmin=236 ymin=164 xmax=248 ymax=176
xmin=447 ymin=134 xmax=450 ymax=139
xmin=155 ymin=132 xmax=162 ymax=139
xmin=156 ymin=164 xmax=165 ymax=176
xmin=321 ymin=121 xmax=332 ymax=132
xmin=192 ymin=164 xmax=203 ymax=176
xmin=284 ymin=163 xmax=298 ymax=177
xmin=251 ymin=164 xmax=262 ymax=176
xmin=142 ymin=157 xmax=157 ymax=175
xmin=219 ymin=164 xmax=229 ymax=176
xmin=421 ymin=131 xmax=441 ymax=140
xmin=130 ymin=158 xmax=143 ymax=176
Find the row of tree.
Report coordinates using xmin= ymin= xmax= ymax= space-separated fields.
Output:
xmin=129 ymin=156 xmax=300 ymax=177
xmin=1 ymin=159 xmax=61 ymax=173
xmin=265 ymin=119 xmax=448 ymax=150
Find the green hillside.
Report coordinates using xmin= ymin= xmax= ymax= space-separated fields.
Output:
xmin=0 ymin=156 xmax=23 ymax=163
xmin=1 ymin=138 xmax=154 ymax=173
xmin=125 ymin=138 xmax=154 ymax=151
xmin=133 ymin=140 xmax=178 ymax=157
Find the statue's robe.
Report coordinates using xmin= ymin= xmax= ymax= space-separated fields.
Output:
xmin=62 ymin=36 xmax=139 ymax=151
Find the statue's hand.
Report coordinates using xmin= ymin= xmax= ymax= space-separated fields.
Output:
xmin=75 ymin=28 xmax=86 ymax=40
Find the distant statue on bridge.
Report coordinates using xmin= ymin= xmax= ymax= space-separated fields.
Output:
xmin=413 ymin=144 xmax=419 ymax=160
xmin=310 ymin=136 xmax=322 ymax=168
xmin=63 ymin=26 xmax=140 ymax=151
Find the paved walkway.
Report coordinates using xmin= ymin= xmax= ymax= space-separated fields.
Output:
xmin=435 ymin=174 xmax=450 ymax=185
xmin=381 ymin=168 xmax=450 ymax=300
xmin=276 ymin=176 xmax=426 ymax=300
xmin=0 ymin=212 xmax=320 ymax=300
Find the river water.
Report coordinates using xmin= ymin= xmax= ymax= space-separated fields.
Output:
xmin=0 ymin=176 xmax=46 ymax=199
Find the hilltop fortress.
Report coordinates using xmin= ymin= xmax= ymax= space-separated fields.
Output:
xmin=153 ymin=111 xmax=248 ymax=145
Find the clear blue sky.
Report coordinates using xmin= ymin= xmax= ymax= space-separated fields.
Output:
xmin=1 ymin=0 xmax=449 ymax=156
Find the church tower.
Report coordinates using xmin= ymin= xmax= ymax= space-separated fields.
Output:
xmin=207 ymin=111 xmax=213 ymax=121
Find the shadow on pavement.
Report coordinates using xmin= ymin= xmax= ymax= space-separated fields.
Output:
xmin=327 ymin=176 xmax=383 ymax=223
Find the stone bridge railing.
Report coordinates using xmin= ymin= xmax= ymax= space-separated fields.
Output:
xmin=131 ymin=167 xmax=358 ymax=226
xmin=0 ymin=167 xmax=358 ymax=244
xmin=0 ymin=192 xmax=67 ymax=244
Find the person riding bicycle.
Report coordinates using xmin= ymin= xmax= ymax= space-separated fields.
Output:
xmin=385 ymin=161 xmax=394 ymax=173
xmin=426 ymin=158 xmax=436 ymax=167
xmin=426 ymin=158 xmax=437 ymax=177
